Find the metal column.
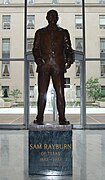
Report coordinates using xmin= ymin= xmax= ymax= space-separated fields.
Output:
xmin=24 ymin=0 xmax=30 ymax=129
xmin=80 ymin=0 xmax=86 ymax=128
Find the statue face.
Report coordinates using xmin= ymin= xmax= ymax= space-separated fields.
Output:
xmin=46 ymin=10 xmax=58 ymax=25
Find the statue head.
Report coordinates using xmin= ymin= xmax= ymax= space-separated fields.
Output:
xmin=46 ymin=9 xmax=59 ymax=25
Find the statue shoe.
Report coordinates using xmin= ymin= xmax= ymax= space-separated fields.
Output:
xmin=33 ymin=120 xmax=44 ymax=125
xmin=59 ymin=120 xmax=70 ymax=125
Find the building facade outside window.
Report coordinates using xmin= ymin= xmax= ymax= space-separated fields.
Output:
xmin=2 ymin=15 xmax=11 ymax=30
xmin=75 ymin=15 xmax=82 ymax=29
xmin=27 ymin=15 xmax=35 ymax=29
xmin=0 ymin=0 xmax=105 ymax=128
xmin=99 ymin=15 xmax=105 ymax=29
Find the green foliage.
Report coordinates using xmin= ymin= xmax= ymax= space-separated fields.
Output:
xmin=99 ymin=98 xmax=105 ymax=102
xmin=10 ymin=89 xmax=22 ymax=103
xmin=99 ymin=90 xmax=105 ymax=99
xmin=86 ymin=77 xmax=101 ymax=101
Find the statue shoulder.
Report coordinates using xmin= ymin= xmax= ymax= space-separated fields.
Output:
xmin=58 ymin=26 xmax=70 ymax=34
xmin=35 ymin=27 xmax=46 ymax=34
xmin=64 ymin=29 xmax=70 ymax=34
xmin=57 ymin=26 xmax=64 ymax=31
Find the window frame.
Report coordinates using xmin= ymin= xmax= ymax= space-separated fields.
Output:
xmin=2 ymin=61 xmax=10 ymax=78
xmin=27 ymin=15 xmax=35 ymax=29
xmin=2 ymin=15 xmax=11 ymax=30
xmin=75 ymin=15 xmax=83 ymax=29
xmin=99 ymin=15 xmax=105 ymax=29
xmin=2 ymin=38 xmax=10 ymax=59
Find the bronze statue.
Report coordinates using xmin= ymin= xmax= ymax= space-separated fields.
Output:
xmin=32 ymin=9 xmax=74 ymax=125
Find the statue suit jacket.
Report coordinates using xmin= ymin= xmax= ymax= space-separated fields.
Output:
xmin=32 ymin=25 xmax=74 ymax=73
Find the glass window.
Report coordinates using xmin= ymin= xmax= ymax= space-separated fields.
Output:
xmin=29 ymin=62 xmax=35 ymax=77
xmin=2 ymin=86 xmax=9 ymax=98
xmin=64 ymin=78 xmax=70 ymax=88
xmin=75 ymin=0 xmax=81 ymax=4
xmin=52 ymin=0 xmax=58 ymax=3
xmin=2 ymin=15 xmax=11 ymax=30
xmin=27 ymin=15 xmax=35 ymax=29
xmin=76 ymin=86 xmax=80 ymax=98
xmin=100 ymin=38 xmax=105 ymax=58
xmin=99 ymin=0 xmax=105 ymax=4
xmin=28 ymin=0 xmax=35 ymax=4
xmin=2 ymin=39 xmax=10 ymax=59
xmin=100 ymin=38 xmax=105 ymax=52
xmin=75 ymin=15 xmax=82 ymax=29
xmin=0 ymin=61 xmax=24 ymax=124
xmin=27 ymin=38 xmax=34 ymax=52
xmin=99 ymin=15 xmax=105 ymax=29
xmin=30 ymin=86 xmax=35 ymax=98
xmin=101 ymin=86 xmax=105 ymax=94
xmin=76 ymin=62 xmax=80 ymax=77
xmin=75 ymin=38 xmax=83 ymax=52
xmin=2 ymin=61 xmax=10 ymax=77
xmin=75 ymin=38 xmax=82 ymax=77
xmin=100 ymin=60 xmax=105 ymax=77
xmin=3 ymin=0 xmax=10 ymax=4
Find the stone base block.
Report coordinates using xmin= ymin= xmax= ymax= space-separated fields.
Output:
xmin=29 ymin=124 xmax=72 ymax=176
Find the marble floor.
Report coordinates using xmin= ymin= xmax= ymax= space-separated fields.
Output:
xmin=0 ymin=130 xmax=105 ymax=180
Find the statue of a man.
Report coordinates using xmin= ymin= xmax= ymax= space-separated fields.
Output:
xmin=32 ymin=9 xmax=74 ymax=125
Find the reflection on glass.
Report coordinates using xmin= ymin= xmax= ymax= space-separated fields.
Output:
xmin=0 ymin=135 xmax=9 ymax=166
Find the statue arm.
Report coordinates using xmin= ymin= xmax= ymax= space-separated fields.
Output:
xmin=32 ymin=30 xmax=43 ymax=67
xmin=64 ymin=30 xmax=75 ymax=69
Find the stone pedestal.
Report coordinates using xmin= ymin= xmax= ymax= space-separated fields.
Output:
xmin=29 ymin=124 xmax=72 ymax=176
